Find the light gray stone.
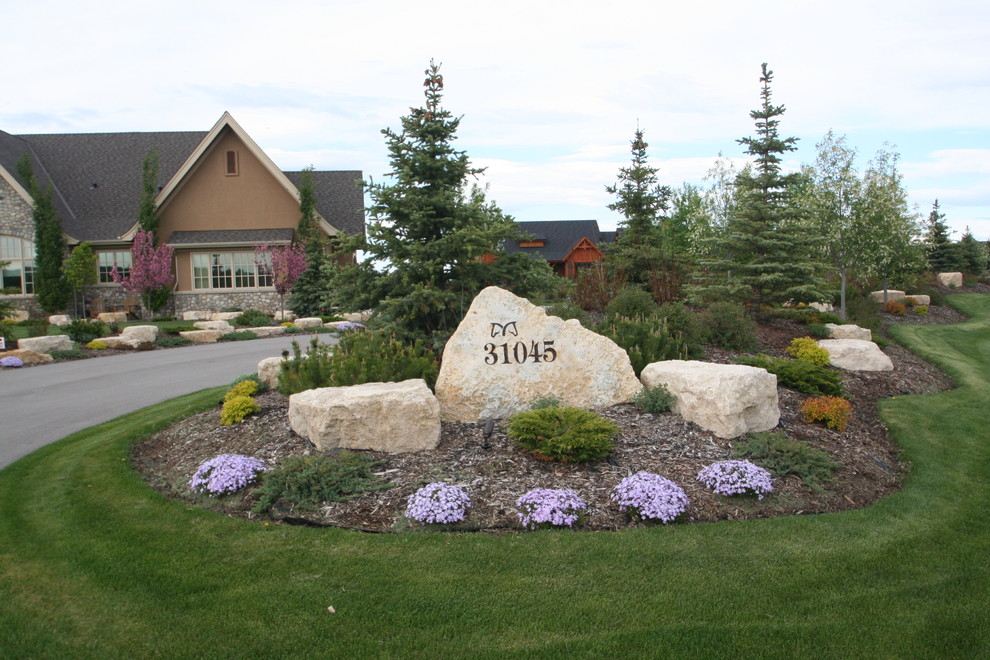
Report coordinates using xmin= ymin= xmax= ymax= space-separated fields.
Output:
xmin=937 ymin=272 xmax=963 ymax=287
xmin=870 ymin=290 xmax=906 ymax=303
xmin=101 ymin=336 xmax=153 ymax=351
xmin=809 ymin=302 xmax=834 ymax=313
xmin=211 ymin=312 xmax=241 ymax=321
xmin=640 ymin=360 xmax=780 ymax=439
xmin=257 ymin=357 xmax=285 ymax=389
xmin=97 ymin=312 xmax=128 ymax=323
xmin=17 ymin=335 xmax=74 ymax=354
xmin=48 ymin=314 xmax=72 ymax=327
xmin=824 ymin=323 xmax=872 ymax=341
xmin=182 ymin=310 xmax=212 ymax=321
xmin=342 ymin=310 xmax=372 ymax=323
xmin=293 ymin=317 xmax=324 ymax=329
xmin=193 ymin=320 xmax=234 ymax=333
xmin=273 ymin=310 xmax=297 ymax=322
xmin=249 ymin=325 xmax=287 ymax=338
xmin=904 ymin=294 xmax=931 ymax=306
xmin=288 ymin=379 xmax=441 ymax=453
xmin=817 ymin=339 xmax=893 ymax=371
xmin=179 ymin=330 xmax=223 ymax=343
xmin=121 ymin=325 xmax=159 ymax=343
xmin=435 ymin=286 xmax=642 ymax=422
xmin=4 ymin=310 xmax=29 ymax=322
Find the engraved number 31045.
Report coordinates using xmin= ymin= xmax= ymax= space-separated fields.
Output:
xmin=484 ymin=340 xmax=556 ymax=365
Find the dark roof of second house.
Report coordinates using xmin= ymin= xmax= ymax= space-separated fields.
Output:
xmin=505 ymin=220 xmax=614 ymax=262
xmin=0 ymin=128 xmax=365 ymax=242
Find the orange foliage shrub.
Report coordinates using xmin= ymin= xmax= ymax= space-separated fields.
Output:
xmin=800 ymin=396 xmax=853 ymax=432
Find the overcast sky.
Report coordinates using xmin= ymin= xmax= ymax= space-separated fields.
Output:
xmin=3 ymin=0 xmax=988 ymax=239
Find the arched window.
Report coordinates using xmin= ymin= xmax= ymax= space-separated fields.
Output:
xmin=0 ymin=236 xmax=35 ymax=294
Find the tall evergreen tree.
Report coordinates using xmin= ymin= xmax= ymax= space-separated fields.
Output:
xmin=64 ymin=242 xmax=98 ymax=318
xmin=17 ymin=155 xmax=69 ymax=313
xmin=328 ymin=60 xmax=555 ymax=347
xmin=692 ymin=64 xmax=824 ymax=308
xmin=137 ymin=148 xmax=160 ymax=236
xmin=957 ymin=227 xmax=986 ymax=275
xmin=925 ymin=200 xmax=963 ymax=272
xmin=288 ymin=167 xmax=331 ymax=316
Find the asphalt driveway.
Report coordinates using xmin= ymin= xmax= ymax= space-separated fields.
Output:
xmin=0 ymin=335 xmax=334 ymax=468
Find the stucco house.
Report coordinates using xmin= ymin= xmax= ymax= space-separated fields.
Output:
xmin=496 ymin=220 xmax=614 ymax=279
xmin=0 ymin=112 xmax=364 ymax=318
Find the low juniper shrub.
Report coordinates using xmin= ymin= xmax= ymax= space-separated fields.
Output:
xmin=545 ymin=301 xmax=587 ymax=325
xmin=220 ymin=395 xmax=260 ymax=426
xmin=405 ymin=482 xmax=471 ymax=525
xmin=632 ymin=384 xmax=676 ymax=414
xmin=251 ymin=452 xmax=389 ymax=513
xmin=507 ymin=407 xmax=619 ymax=463
xmin=189 ymin=454 xmax=268 ymax=497
xmin=516 ymin=488 xmax=587 ymax=529
xmin=806 ymin=323 xmax=831 ymax=339
xmin=786 ymin=337 xmax=830 ymax=366
xmin=49 ymin=348 xmax=88 ymax=361
xmin=732 ymin=432 xmax=842 ymax=490
xmin=155 ymin=335 xmax=192 ymax=348
xmin=221 ymin=330 xmax=258 ymax=342
xmin=610 ymin=472 xmax=689 ymax=524
xmin=697 ymin=459 xmax=774 ymax=500
xmin=915 ymin=305 xmax=929 ymax=316
xmin=735 ymin=354 xmax=846 ymax=398
xmin=800 ymin=395 xmax=853 ymax=431
xmin=233 ymin=309 xmax=274 ymax=327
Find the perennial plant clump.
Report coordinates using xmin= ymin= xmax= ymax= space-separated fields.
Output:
xmin=335 ymin=321 xmax=365 ymax=331
xmin=0 ymin=356 xmax=25 ymax=368
xmin=801 ymin=395 xmax=853 ymax=431
xmin=786 ymin=337 xmax=830 ymax=366
xmin=516 ymin=488 xmax=587 ymax=529
xmin=220 ymin=395 xmax=260 ymax=426
xmin=610 ymin=472 xmax=689 ymax=523
xmin=405 ymin=482 xmax=471 ymax=525
xmin=697 ymin=460 xmax=774 ymax=500
xmin=189 ymin=454 xmax=267 ymax=497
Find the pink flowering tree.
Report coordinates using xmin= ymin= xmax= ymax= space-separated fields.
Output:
xmin=254 ymin=243 xmax=307 ymax=320
xmin=112 ymin=230 xmax=175 ymax=319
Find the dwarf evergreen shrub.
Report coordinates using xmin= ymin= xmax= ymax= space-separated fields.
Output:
xmin=233 ymin=309 xmax=274 ymax=327
xmin=786 ymin=337 xmax=830 ymax=366
xmin=596 ymin=315 xmax=689 ymax=377
xmin=507 ymin=407 xmax=619 ymax=463
xmin=251 ymin=452 xmax=389 ymax=513
xmin=605 ymin=286 xmax=658 ymax=319
xmin=65 ymin=319 xmax=109 ymax=344
xmin=220 ymin=395 xmax=260 ymax=426
xmin=699 ymin=302 xmax=758 ymax=351
xmin=632 ymin=384 xmax=676 ymax=414
xmin=225 ymin=380 xmax=259 ymax=401
xmin=735 ymin=354 xmax=846 ymax=397
xmin=732 ymin=431 xmax=842 ymax=489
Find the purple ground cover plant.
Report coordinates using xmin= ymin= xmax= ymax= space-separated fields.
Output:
xmin=611 ymin=471 xmax=689 ymax=523
xmin=335 ymin=321 xmax=365 ymax=331
xmin=697 ymin=460 xmax=774 ymax=500
xmin=189 ymin=454 xmax=268 ymax=497
xmin=516 ymin=488 xmax=587 ymax=529
xmin=0 ymin=356 xmax=24 ymax=368
xmin=405 ymin=482 xmax=471 ymax=524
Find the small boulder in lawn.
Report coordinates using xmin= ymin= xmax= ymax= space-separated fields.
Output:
xmin=97 ymin=312 xmax=128 ymax=323
xmin=817 ymin=339 xmax=893 ymax=372
xmin=211 ymin=312 xmax=240 ymax=321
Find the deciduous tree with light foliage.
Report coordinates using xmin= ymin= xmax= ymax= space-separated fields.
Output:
xmin=255 ymin=242 xmax=307 ymax=320
xmin=112 ymin=230 xmax=174 ymax=318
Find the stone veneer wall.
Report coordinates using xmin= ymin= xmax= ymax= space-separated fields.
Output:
xmin=172 ymin=290 xmax=281 ymax=316
xmin=0 ymin=177 xmax=42 ymax=318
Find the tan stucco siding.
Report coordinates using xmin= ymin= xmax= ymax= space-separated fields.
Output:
xmin=175 ymin=251 xmax=192 ymax=290
xmin=157 ymin=128 xmax=300 ymax=244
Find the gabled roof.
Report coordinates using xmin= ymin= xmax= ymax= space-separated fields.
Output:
xmin=4 ymin=113 xmax=365 ymax=243
xmin=505 ymin=220 xmax=613 ymax=262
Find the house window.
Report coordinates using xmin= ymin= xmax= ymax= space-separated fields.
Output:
xmin=0 ymin=236 xmax=35 ymax=294
xmin=225 ymin=150 xmax=239 ymax=176
xmin=98 ymin=250 xmax=132 ymax=283
xmin=192 ymin=252 xmax=272 ymax=290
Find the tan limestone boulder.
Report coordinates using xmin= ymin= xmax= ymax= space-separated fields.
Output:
xmin=101 ymin=336 xmax=154 ymax=350
xmin=817 ymin=339 xmax=893 ymax=371
xmin=824 ymin=323 xmax=872 ymax=341
xmin=193 ymin=320 xmax=234 ymax=333
xmin=48 ymin=314 xmax=72 ymax=326
xmin=257 ymin=357 xmax=285 ymax=389
xmin=182 ymin=310 xmax=211 ymax=321
xmin=293 ymin=317 xmax=324 ymax=329
xmin=640 ymin=360 xmax=779 ymax=439
xmin=122 ymin=325 xmax=159 ymax=343
xmin=250 ymin=326 xmax=287 ymax=338
xmin=904 ymin=294 xmax=931 ymax=306
xmin=273 ymin=310 xmax=297 ymax=322
xmin=17 ymin=335 xmax=74 ymax=354
xmin=435 ymin=286 xmax=642 ymax=422
xmin=0 ymin=349 xmax=54 ymax=365
xmin=3 ymin=310 xmax=29 ymax=322
xmin=870 ymin=290 xmax=906 ymax=304
xmin=937 ymin=272 xmax=963 ymax=287
xmin=179 ymin=330 xmax=223 ymax=343
xmin=97 ymin=312 xmax=128 ymax=323
xmin=341 ymin=310 xmax=372 ymax=323
xmin=211 ymin=312 xmax=240 ymax=321
xmin=288 ymin=379 xmax=440 ymax=453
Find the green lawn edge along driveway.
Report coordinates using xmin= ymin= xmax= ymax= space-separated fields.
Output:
xmin=1 ymin=295 xmax=988 ymax=658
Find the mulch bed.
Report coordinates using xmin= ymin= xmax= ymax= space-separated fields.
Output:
xmin=130 ymin=293 xmax=969 ymax=533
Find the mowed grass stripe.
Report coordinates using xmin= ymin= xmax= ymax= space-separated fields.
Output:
xmin=1 ymin=296 xmax=988 ymax=658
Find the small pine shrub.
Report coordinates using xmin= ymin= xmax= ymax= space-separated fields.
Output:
xmin=656 ymin=302 xmax=705 ymax=352
xmin=806 ymin=323 xmax=831 ymax=339
xmin=225 ymin=380 xmax=259 ymax=401
xmin=49 ymin=348 xmax=87 ymax=361
xmin=65 ymin=319 xmax=109 ymax=343
xmin=786 ymin=337 xmax=830 ymax=366
xmin=732 ymin=431 xmax=842 ymax=489
xmin=596 ymin=315 xmax=690 ymax=377
xmin=529 ymin=394 xmax=562 ymax=410
xmin=545 ymin=301 xmax=587 ymax=325
xmin=221 ymin=330 xmax=258 ymax=342
xmin=155 ymin=335 xmax=192 ymax=348
xmin=882 ymin=300 xmax=906 ymax=316
xmin=736 ymin=354 xmax=846 ymax=397
xmin=605 ymin=286 xmax=658 ymax=319
xmin=915 ymin=305 xmax=929 ymax=316
xmin=699 ymin=302 xmax=758 ymax=351
xmin=86 ymin=339 xmax=108 ymax=350
xmin=800 ymin=396 xmax=853 ymax=431
xmin=632 ymin=384 xmax=676 ymax=414
xmin=220 ymin=395 xmax=260 ymax=426
xmin=233 ymin=309 xmax=274 ymax=327
xmin=251 ymin=452 xmax=389 ymax=513
xmin=507 ymin=407 xmax=619 ymax=463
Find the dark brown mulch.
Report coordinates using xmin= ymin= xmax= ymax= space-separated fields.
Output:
xmin=131 ymin=303 xmax=959 ymax=533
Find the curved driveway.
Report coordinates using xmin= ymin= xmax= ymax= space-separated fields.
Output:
xmin=0 ymin=335 xmax=334 ymax=468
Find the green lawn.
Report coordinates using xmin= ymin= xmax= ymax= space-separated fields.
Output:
xmin=1 ymin=296 xmax=988 ymax=658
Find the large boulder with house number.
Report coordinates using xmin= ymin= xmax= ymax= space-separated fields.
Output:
xmin=288 ymin=379 xmax=440 ymax=453
xmin=17 ymin=335 xmax=74 ymax=354
xmin=435 ymin=286 xmax=642 ymax=422
xmin=640 ymin=360 xmax=780 ymax=439
xmin=817 ymin=339 xmax=893 ymax=372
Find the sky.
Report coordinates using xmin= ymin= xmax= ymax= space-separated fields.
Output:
xmin=2 ymin=0 xmax=988 ymax=240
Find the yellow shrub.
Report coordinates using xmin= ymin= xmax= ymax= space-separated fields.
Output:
xmin=86 ymin=340 xmax=108 ymax=350
xmin=786 ymin=337 xmax=830 ymax=366
xmin=220 ymin=395 xmax=260 ymax=426
xmin=225 ymin=380 xmax=259 ymax=402
xmin=801 ymin=396 xmax=852 ymax=431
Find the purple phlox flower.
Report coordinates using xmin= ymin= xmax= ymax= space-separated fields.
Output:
xmin=697 ymin=460 xmax=773 ymax=500
xmin=189 ymin=454 xmax=268 ymax=497
xmin=405 ymin=482 xmax=471 ymax=524
xmin=336 ymin=321 xmax=365 ymax=331
xmin=516 ymin=488 xmax=587 ymax=529
xmin=611 ymin=471 xmax=689 ymax=524
xmin=0 ymin=356 xmax=25 ymax=368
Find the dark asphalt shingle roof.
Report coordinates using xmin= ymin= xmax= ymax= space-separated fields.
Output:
xmin=505 ymin=220 xmax=612 ymax=262
xmin=167 ymin=229 xmax=295 ymax=246
xmin=1 ymin=129 xmax=365 ymax=242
